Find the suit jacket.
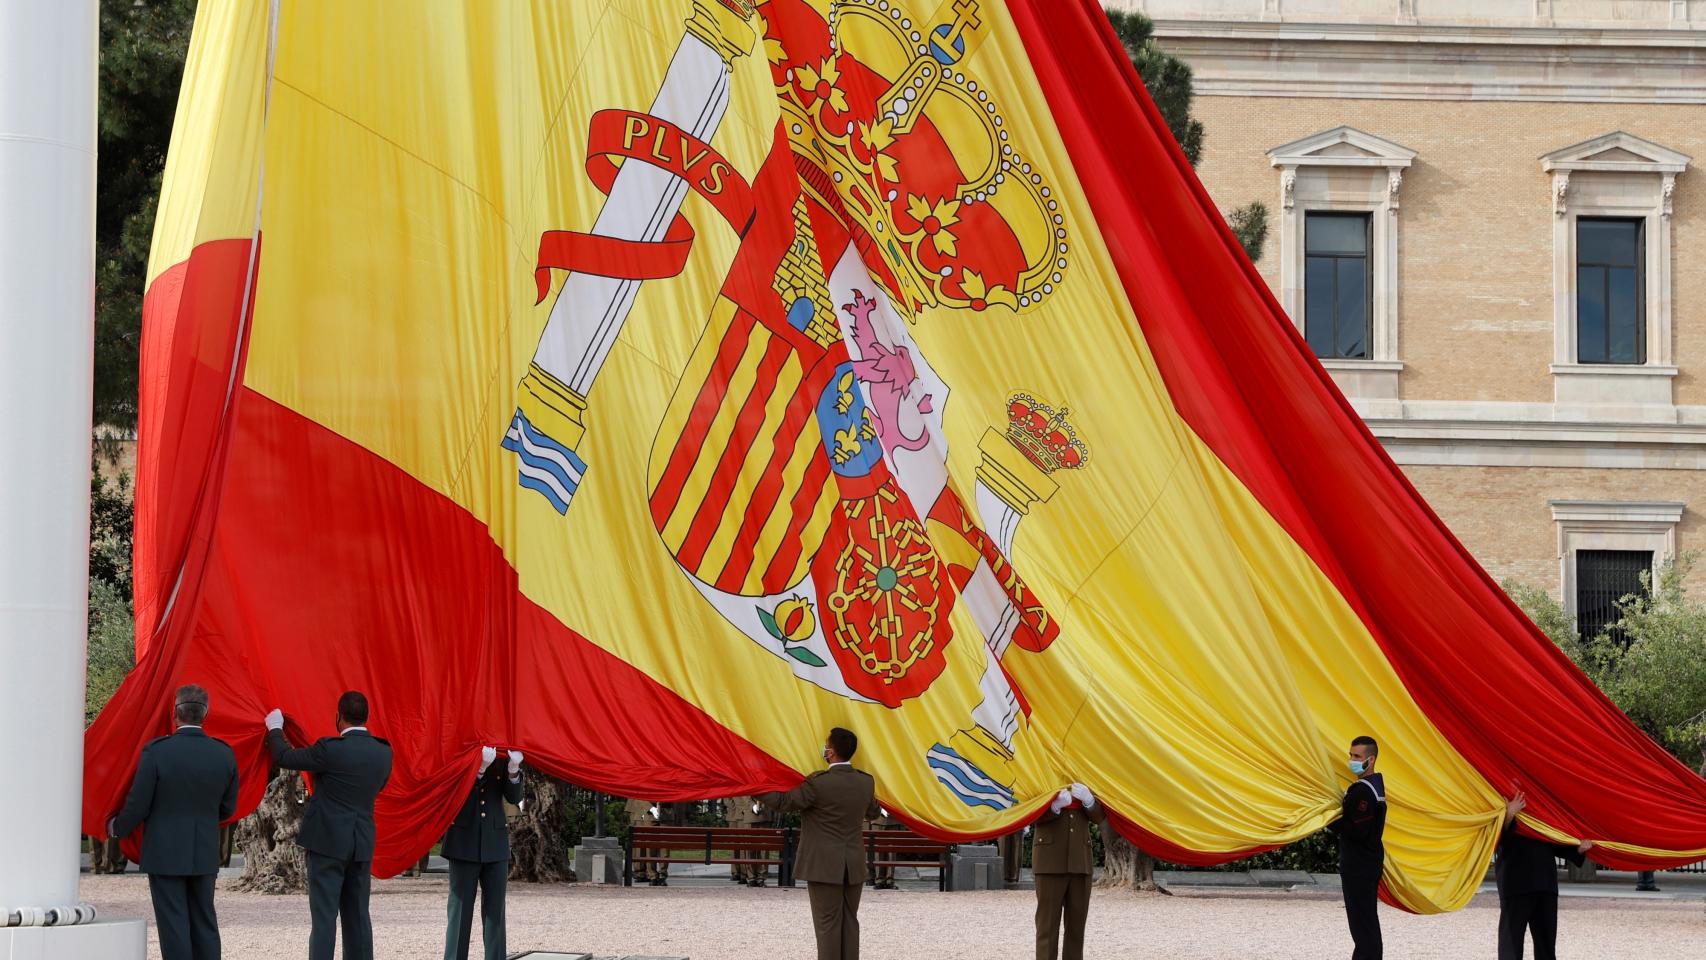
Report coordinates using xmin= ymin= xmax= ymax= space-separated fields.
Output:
xmin=1328 ymin=773 xmax=1387 ymax=878
xmin=1032 ymin=801 xmax=1106 ymax=875
xmin=266 ymin=727 xmax=393 ymax=862
xmin=111 ymin=727 xmax=239 ymax=876
xmin=762 ymin=764 xmax=879 ymax=885
xmin=441 ymin=765 xmax=524 ymax=863
xmin=1495 ymin=822 xmax=1586 ymax=897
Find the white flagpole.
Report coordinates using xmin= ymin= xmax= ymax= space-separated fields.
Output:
xmin=0 ymin=0 xmax=142 ymax=951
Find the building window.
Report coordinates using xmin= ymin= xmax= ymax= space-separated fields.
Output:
xmin=1268 ymin=126 xmax=1414 ymax=408
xmin=1574 ymin=549 xmax=1652 ymax=643
xmin=1575 ymin=218 xmax=1645 ymax=365
xmin=1304 ymin=213 xmax=1371 ymax=360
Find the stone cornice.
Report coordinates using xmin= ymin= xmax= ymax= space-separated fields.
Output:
xmin=1149 ymin=20 xmax=1706 ymax=103
xmin=1150 ymin=19 xmax=1706 ymax=48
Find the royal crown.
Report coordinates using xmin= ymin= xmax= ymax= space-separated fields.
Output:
xmin=766 ymin=0 xmax=1069 ymax=317
xmin=1004 ymin=393 xmax=1088 ymax=474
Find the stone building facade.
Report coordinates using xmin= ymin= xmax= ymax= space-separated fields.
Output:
xmin=1107 ymin=0 xmax=1706 ymax=634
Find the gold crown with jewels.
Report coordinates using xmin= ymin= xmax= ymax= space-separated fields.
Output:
xmin=769 ymin=0 xmax=1070 ymax=317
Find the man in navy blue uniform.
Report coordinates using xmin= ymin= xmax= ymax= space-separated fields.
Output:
xmin=109 ymin=684 xmax=239 ymax=960
xmin=1328 ymin=735 xmax=1386 ymax=960
xmin=441 ymin=745 xmax=524 ymax=960
xmin=264 ymin=691 xmax=393 ymax=960
xmin=1496 ymin=790 xmax=1593 ymax=960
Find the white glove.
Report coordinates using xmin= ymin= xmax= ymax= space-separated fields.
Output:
xmin=752 ymin=801 xmax=763 ymax=815
xmin=1069 ymin=783 xmax=1096 ymax=809
xmin=1050 ymin=788 xmax=1072 ymax=814
xmin=264 ymin=709 xmax=284 ymax=731
xmin=479 ymin=746 xmax=497 ymax=774
xmin=506 ymin=750 xmax=523 ymax=776
xmin=106 ymin=818 xmax=117 ymax=837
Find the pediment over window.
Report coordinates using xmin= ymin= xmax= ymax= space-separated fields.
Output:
xmin=1267 ymin=126 xmax=1417 ymax=170
xmin=1541 ymin=132 xmax=1691 ymax=175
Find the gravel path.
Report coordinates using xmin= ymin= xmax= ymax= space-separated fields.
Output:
xmin=80 ymin=874 xmax=1703 ymax=959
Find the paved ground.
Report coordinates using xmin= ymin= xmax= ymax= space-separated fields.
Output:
xmin=80 ymin=872 xmax=1705 ymax=960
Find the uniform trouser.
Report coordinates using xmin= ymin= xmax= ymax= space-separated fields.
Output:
xmin=1498 ymin=892 xmax=1559 ymax=960
xmin=1342 ymin=869 xmax=1383 ymax=960
xmin=148 ymin=873 xmax=220 ymax=960
xmin=1034 ymin=872 xmax=1091 ymax=960
xmin=1000 ymin=833 xmax=1023 ymax=885
xmin=306 ymin=851 xmax=372 ymax=960
xmin=444 ymin=858 xmax=507 ymax=960
xmin=806 ymin=880 xmax=863 ymax=960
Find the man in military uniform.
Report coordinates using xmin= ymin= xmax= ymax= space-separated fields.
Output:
xmin=868 ymin=807 xmax=903 ymax=890
xmin=625 ymin=798 xmax=657 ymax=884
xmin=441 ymin=746 xmax=524 ymax=960
xmin=746 ymin=795 xmax=779 ymax=886
xmin=265 ymin=691 xmax=393 ymax=960
xmin=1496 ymin=790 xmax=1593 ymax=960
xmin=1032 ymin=783 xmax=1105 ymax=960
xmin=759 ymin=727 xmax=880 ymax=960
xmin=108 ymin=684 xmax=239 ymax=960
xmin=725 ymin=796 xmax=756 ymax=884
xmin=1328 ymin=735 xmax=1386 ymax=960
xmin=999 ymin=828 xmax=1024 ymax=888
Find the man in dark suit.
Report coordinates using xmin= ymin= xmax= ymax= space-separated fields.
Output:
xmin=1496 ymin=790 xmax=1593 ymax=960
xmin=1328 ymin=735 xmax=1387 ymax=960
xmin=441 ymin=746 xmax=524 ymax=960
xmin=109 ymin=684 xmax=239 ymax=960
xmin=265 ymin=690 xmax=393 ymax=960
xmin=759 ymin=727 xmax=880 ymax=960
xmin=1033 ymin=782 xmax=1106 ymax=960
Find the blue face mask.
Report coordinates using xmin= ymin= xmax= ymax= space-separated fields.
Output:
xmin=1349 ymin=759 xmax=1368 ymax=776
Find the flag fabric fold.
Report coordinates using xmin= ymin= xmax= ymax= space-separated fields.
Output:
xmin=85 ymin=0 xmax=1706 ymax=911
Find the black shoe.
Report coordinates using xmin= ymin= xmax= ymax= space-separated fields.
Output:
xmin=748 ymin=878 xmax=767 ymax=887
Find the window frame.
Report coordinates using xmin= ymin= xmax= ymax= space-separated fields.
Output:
xmin=1304 ymin=211 xmax=1374 ymax=361
xmin=1573 ymin=216 xmax=1647 ymax=366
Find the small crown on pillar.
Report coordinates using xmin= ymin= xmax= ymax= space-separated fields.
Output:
xmin=1004 ymin=393 xmax=1088 ymax=473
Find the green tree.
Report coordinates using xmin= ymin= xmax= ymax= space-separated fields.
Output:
xmin=1505 ymin=559 xmax=1706 ymax=772
xmin=86 ymin=465 xmax=135 ymax=725
xmin=1104 ymin=7 xmax=1268 ymax=263
xmin=95 ymin=0 xmax=198 ymax=431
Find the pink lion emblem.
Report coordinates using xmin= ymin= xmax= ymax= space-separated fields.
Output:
xmin=844 ymin=289 xmax=934 ymax=453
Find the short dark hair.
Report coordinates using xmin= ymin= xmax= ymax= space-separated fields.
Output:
xmin=828 ymin=727 xmax=858 ymax=761
xmin=338 ymin=690 xmax=369 ymax=726
xmin=1351 ymin=735 xmax=1378 ymax=758
xmin=173 ymin=684 xmax=209 ymax=726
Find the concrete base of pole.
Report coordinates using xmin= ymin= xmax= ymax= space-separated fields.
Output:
xmin=574 ymin=836 xmax=623 ymax=884
xmin=0 ymin=918 xmax=146 ymax=959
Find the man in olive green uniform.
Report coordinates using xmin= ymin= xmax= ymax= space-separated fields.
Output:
xmin=441 ymin=746 xmax=524 ymax=960
xmin=108 ymin=684 xmax=239 ymax=960
xmin=725 ymin=795 xmax=755 ymax=884
xmin=746 ymin=795 xmax=779 ymax=886
xmin=868 ymin=808 xmax=903 ymax=890
xmin=759 ymin=728 xmax=879 ymax=960
xmin=999 ymin=828 xmax=1024 ymax=888
xmin=625 ymin=798 xmax=657 ymax=883
xmin=1033 ymin=783 xmax=1105 ymax=960
xmin=265 ymin=691 xmax=393 ymax=960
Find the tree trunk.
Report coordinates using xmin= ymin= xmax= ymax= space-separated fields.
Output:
xmin=231 ymin=769 xmax=309 ymax=893
xmin=507 ymin=766 xmax=576 ymax=883
xmin=89 ymin=836 xmax=128 ymax=875
xmin=1097 ymin=831 xmax=1167 ymax=893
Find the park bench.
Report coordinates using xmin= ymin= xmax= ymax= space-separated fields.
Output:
xmin=623 ymin=823 xmax=956 ymax=890
xmin=625 ymin=825 xmax=792 ymax=887
xmin=863 ymin=828 xmax=953 ymax=891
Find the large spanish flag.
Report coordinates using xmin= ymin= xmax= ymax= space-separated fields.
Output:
xmin=86 ymin=0 xmax=1706 ymax=912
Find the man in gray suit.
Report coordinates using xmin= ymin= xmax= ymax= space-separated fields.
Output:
xmin=441 ymin=746 xmax=524 ymax=960
xmin=759 ymin=727 xmax=880 ymax=960
xmin=109 ymin=684 xmax=239 ymax=960
xmin=265 ymin=690 xmax=393 ymax=960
